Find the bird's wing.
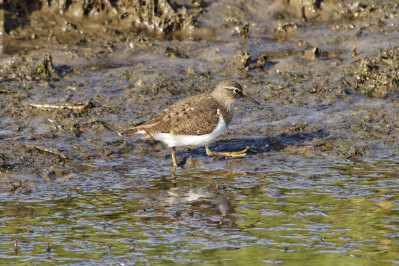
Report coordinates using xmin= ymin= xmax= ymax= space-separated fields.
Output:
xmin=169 ymin=99 xmax=221 ymax=136
xmin=136 ymin=94 xmax=222 ymax=136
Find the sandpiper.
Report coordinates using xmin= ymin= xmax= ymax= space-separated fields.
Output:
xmin=119 ymin=80 xmax=260 ymax=169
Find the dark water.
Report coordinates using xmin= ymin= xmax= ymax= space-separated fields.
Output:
xmin=1 ymin=154 xmax=398 ymax=264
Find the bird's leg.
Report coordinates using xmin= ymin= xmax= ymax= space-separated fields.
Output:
xmin=205 ymin=145 xmax=249 ymax=158
xmin=171 ymin=147 xmax=178 ymax=170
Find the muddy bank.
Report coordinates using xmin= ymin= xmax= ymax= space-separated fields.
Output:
xmin=1 ymin=0 xmax=399 ymax=185
xmin=1 ymin=0 xmax=195 ymax=54
xmin=2 ymin=0 xmax=398 ymax=52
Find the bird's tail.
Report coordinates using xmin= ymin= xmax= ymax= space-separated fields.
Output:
xmin=119 ymin=121 xmax=155 ymax=138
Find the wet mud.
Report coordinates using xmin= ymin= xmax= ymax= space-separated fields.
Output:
xmin=1 ymin=0 xmax=399 ymax=264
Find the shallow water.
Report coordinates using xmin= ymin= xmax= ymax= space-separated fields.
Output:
xmin=1 ymin=155 xmax=398 ymax=264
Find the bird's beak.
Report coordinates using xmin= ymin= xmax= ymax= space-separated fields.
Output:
xmin=242 ymin=93 xmax=260 ymax=105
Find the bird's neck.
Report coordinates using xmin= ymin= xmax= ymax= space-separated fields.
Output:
xmin=211 ymin=93 xmax=234 ymax=125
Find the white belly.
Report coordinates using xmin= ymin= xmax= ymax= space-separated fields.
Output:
xmin=151 ymin=111 xmax=227 ymax=147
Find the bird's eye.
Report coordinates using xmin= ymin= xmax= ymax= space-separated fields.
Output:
xmin=233 ymin=89 xmax=240 ymax=94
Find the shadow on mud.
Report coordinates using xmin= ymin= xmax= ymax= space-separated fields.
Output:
xmin=176 ymin=130 xmax=330 ymax=157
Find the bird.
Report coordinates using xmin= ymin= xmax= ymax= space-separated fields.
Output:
xmin=119 ymin=80 xmax=260 ymax=169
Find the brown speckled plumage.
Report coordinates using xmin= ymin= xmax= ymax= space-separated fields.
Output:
xmin=138 ymin=93 xmax=231 ymax=137
xmin=121 ymin=81 xmax=244 ymax=138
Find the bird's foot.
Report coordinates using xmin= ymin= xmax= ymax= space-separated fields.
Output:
xmin=205 ymin=146 xmax=249 ymax=158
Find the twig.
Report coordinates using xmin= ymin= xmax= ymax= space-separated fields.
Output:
xmin=29 ymin=101 xmax=90 ymax=110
